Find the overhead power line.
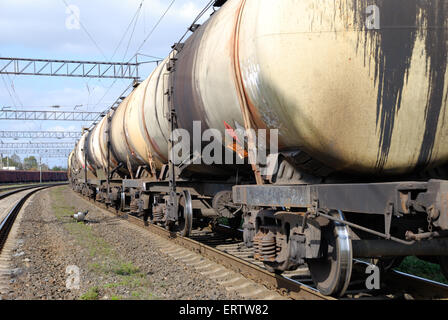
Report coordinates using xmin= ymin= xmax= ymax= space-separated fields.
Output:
xmin=131 ymin=0 xmax=177 ymax=61
xmin=123 ymin=0 xmax=145 ymax=62
xmin=111 ymin=0 xmax=145 ymax=61
xmin=61 ymin=0 xmax=108 ymax=60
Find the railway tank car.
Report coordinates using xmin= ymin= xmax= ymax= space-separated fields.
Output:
xmin=0 ymin=170 xmax=67 ymax=184
xmin=69 ymin=0 xmax=448 ymax=296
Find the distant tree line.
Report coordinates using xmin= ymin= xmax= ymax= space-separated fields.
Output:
xmin=0 ymin=154 xmax=66 ymax=171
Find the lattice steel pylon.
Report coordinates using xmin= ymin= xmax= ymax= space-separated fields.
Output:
xmin=0 ymin=142 xmax=75 ymax=149
xmin=0 ymin=57 xmax=140 ymax=80
xmin=0 ymin=110 xmax=103 ymax=121
xmin=0 ymin=131 xmax=81 ymax=139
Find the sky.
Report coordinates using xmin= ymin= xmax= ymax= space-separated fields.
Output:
xmin=0 ymin=0 xmax=213 ymax=168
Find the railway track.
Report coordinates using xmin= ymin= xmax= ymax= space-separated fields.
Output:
xmin=0 ymin=183 xmax=62 ymax=194
xmin=74 ymin=190 xmax=448 ymax=300
xmin=0 ymin=184 xmax=67 ymax=252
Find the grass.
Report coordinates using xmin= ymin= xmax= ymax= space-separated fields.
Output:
xmin=113 ymin=262 xmax=140 ymax=276
xmin=397 ymin=256 xmax=448 ymax=284
xmin=80 ymin=287 xmax=99 ymax=300
xmin=50 ymin=187 xmax=158 ymax=300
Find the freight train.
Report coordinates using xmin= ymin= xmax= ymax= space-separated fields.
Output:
xmin=0 ymin=170 xmax=67 ymax=184
xmin=69 ymin=0 xmax=448 ymax=296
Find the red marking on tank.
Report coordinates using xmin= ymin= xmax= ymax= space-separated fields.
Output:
xmin=224 ymin=121 xmax=240 ymax=142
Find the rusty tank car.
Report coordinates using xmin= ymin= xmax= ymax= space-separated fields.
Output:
xmin=69 ymin=0 xmax=448 ymax=296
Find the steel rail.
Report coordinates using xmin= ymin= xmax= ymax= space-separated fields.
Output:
xmin=0 ymin=183 xmax=66 ymax=195
xmin=0 ymin=185 xmax=46 ymax=200
xmin=352 ymin=259 xmax=448 ymax=300
xmin=0 ymin=184 xmax=67 ymax=252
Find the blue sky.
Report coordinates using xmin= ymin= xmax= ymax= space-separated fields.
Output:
xmin=0 ymin=0 xmax=212 ymax=167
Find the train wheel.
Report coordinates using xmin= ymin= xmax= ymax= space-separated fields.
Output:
xmin=307 ymin=210 xmax=353 ymax=297
xmin=120 ymin=191 xmax=126 ymax=211
xmin=440 ymin=256 xmax=448 ymax=281
xmin=177 ymin=190 xmax=193 ymax=237
xmin=212 ymin=191 xmax=242 ymax=230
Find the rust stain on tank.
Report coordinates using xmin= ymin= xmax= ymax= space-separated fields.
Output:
xmin=231 ymin=0 xmax=285 ymax=150
xmin=140 ymin=65 xmax=167 ymax=164
xmin=342 ymin=0 xmax=448 ymax=172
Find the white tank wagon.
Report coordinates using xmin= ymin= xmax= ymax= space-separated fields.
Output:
xmin=69 ymin=0 xmax=448 ymax=296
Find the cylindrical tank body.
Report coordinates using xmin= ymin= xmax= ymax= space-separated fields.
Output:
xmin=109 ymin=91 xmax=149 ymax=174
xmin=106 ymin=58 xmax=172 ymax=175
xmin=67 ymin=151 xmax=74 ymax=179
xmin=96 ymin=114 xmax=111 ymax=170
xmin=168 ymin=0 xmax=448 ymax=176
xmin=128 ymin=61 xmax=171 ymax=169
xmin=73 ymin=132 xmax=97 ymax=180
xmin=79 ymin=0 xmax=448 ymax=178
xmin=86 ymin=123 xmax=104 ymax=171
xmin=75 ymin=133 xmax=87 ymax=171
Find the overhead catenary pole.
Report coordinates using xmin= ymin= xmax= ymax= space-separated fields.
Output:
xmin=0 ymin=142 xmax=75 ymax=149
xmin=0 ymin=57 xmax=140 ymax=80
xmin=0 ymin=110 xmax=103 ymax=121
xmin=0 ymin=131 xmax=81 ymax=139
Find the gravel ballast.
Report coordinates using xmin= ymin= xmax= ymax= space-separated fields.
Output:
xmin=4 ymin=186 xmax=243 ymax=300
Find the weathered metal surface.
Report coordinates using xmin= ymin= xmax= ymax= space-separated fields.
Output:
xmin=67 ymin=151 xmax=74 ymax=179
xmin=74 ymin=133 xmax=87 ymax=172
xmin=74 ymin=0 xmax=448 ymax=178
xmin=109 ymin=91 xmax=146 ymax=175
xmin=233 ymin=185 xmax=313 ymax=208
xmin=235 ymin=0 xmax=448 ymax=175
xmin=143 ymin=181 xmax=233 ymax=198
xmin=86 ymin=124 xmax=102 ymax=171
xmin=140 ymin=57 xmax=171 ymax=166
xmin=72 ymin=132 xmax=98 ymax=182
xmin=233 ymin=181 xmax=436 ymax=215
